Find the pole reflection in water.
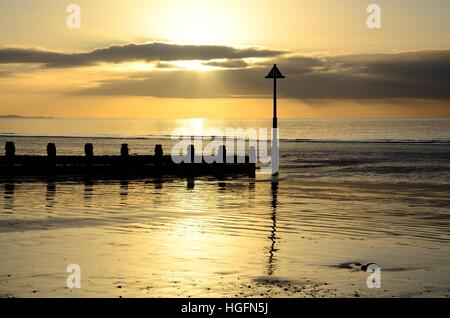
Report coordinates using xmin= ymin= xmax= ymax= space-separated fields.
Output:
xmin=267 ymin=178 xmax=279 ymax=276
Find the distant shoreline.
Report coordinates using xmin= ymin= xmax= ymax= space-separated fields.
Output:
xmin=0 ymin=115 xmax=54 ymax=119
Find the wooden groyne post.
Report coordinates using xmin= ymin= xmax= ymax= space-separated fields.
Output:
xmin=154 ymin=144 xmax=163 ymax=165
xmin=1 ymin=142 xmax=255 ymax=178
xmin=47 ymin=143 xmax=57 ymax=167
xmin=84 ymin=143 xmax=94 ymax=167
xmin=5 ymin=141 xmax=15 ymax=167
xmin=121 ymin=144 xmax=129 ymax=158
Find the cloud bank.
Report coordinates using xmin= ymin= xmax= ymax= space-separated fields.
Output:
xmin=1 ymin=41 xmax=449 ymax=101
xmin=0 ymin=42 xmax=283 ymax=68
xmin=75 ymin=49 xmax=450 ymax=100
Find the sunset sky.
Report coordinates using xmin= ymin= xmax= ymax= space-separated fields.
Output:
xmin=0 ymin=0 xmax=449 ymax=118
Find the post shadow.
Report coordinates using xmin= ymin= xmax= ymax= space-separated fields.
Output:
xmin=267 ymin=178 xmax=279 ymax=276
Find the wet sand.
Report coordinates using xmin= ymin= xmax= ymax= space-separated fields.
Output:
xmin=1 ymin=176 xmax=449 ymax=298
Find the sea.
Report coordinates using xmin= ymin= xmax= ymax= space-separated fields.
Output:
xmin=1 ymin=118 xmax=449 ymax=297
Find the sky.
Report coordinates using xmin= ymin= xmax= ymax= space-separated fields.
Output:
xmin=0 ymin=0 xmax=449 ymax=118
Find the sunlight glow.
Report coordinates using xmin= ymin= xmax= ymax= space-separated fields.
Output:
xmin=151 ymin=1 xmax=236 ymax=45
xmin=177 ymin=118 xmax=206 ymax=136
xmin=172 ymin=60 xmax=216 ymax=71
xmin=102 ymin=61 xmax=217 ymax=73
xmin=165 ymin=14 xmax=222 ymax=44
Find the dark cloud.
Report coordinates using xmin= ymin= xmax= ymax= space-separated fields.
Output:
xmin=283 ymin=50 xmax=450 ymax=99
xmin=0 ymin=42 xmax=284 ymax=68
xmin=72 ymin=50 xmax=450 ymax=100
xmin=268 ymin=56 xmax=328 ymax=75
xmin=331 ymin=50 xmax=450 ymax=83
xmin=2 ymin=42 xmax=448 ymax=101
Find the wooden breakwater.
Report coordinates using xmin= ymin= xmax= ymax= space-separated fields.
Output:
xmin=0 ymin=142 xmax=256 ymax=178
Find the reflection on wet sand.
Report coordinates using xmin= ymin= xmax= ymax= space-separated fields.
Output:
xmin=84 ymin=179 xmax=94 ymax=203
xmin=154 ymin=178 xmax=163 ymax=190
xmin=267 ymin=179 xmax=278 ymax=276
xmin=3 ymin=181 xmax=15 ymax=212
xmin=46 ymin=180 xmax=56 ymax=209
xmin=120 ymin=180 xmax=129 ymax=197
xmin=1 ymin=176 xmax=449 ymax=298
xmin=218 ymin=181 xmax=226 ymax=190
xmin=187 ymin=177 xmax=195 ymax=189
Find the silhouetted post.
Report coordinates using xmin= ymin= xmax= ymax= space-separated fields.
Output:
xmin=218 ymin=145 xmax=226 ymax=164
xmin=188 ymin=145 xmax=195 ymax=164
xmin=248 ymin=146 xmax=257 ymax=177
xmin=265 ymin=64 xmax=285 ymax=176
xmin=47 ymin=143 xmax=56 ymax=158
xmin=248 ymin=146 xmax=256 ymax=164
xmin=5 ymin=142 xmax=15 ymax=158
xmin=155 ymin=144 xmax=163 ymax=165
xmin=47 ymin=143 xmax=56 ymax=168
xmin=5 ymin=142 xmax=15 ymax=168
xmin=121 ymin=144 xmax=129 ymax=158
xmin=84 ymin=143 xmax=93 ymax=166
xmin=155 ymin=144 xmax=163 ymax=157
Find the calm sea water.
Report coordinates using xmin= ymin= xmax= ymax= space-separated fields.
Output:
xmin=1 ymin=118 xmax=449 ymax=297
